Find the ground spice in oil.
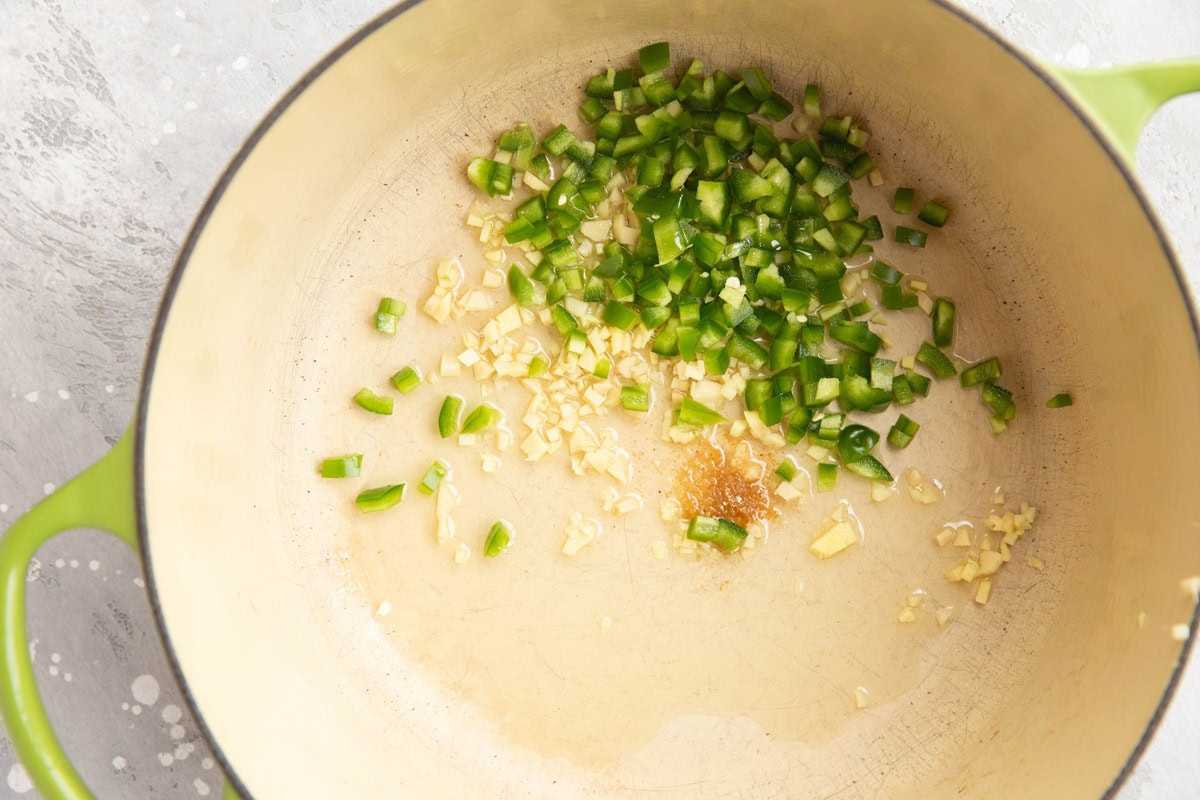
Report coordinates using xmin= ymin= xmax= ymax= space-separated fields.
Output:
xmin=673 ymin=437 xmax=775 ymax=528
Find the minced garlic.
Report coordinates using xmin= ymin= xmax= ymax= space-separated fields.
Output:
xmin=435 ymin=480 xmax=459 ymax=544
xmin=871 ymin=481 xmax=898 ymax=503
xmin=810 ymin=520 xmax=859 ymax=559
xmin=904 ymin=468 xmax=944 ymax=505
xmin=562 ymin=514 xmax=602 ymax=556
xmin=974 ymin=579 xmax=992 ymax=605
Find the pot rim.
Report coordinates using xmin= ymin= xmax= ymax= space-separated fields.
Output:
xmin=132 ymin=2 xmax=1200 ymax=798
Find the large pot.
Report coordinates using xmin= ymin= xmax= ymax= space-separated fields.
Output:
xmin=3 ymin=1 xmax=1200 ymax=798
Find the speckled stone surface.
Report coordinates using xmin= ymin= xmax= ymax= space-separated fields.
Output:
xmin=0 ymin=1 xmax=1197 ymax=797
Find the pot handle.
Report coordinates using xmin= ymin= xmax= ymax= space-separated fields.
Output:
xmin=1051 ymin=58 xmax=1200 ymax=164
xmin=0 ymin=430 xmax=241 ymax=800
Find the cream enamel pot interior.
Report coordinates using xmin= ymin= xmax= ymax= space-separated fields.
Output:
xmin=3 ymin=1 xmax=1200 ymax=799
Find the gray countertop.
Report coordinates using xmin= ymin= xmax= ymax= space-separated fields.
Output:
xmin=1 ymin=1 xmax=1197 ymax=797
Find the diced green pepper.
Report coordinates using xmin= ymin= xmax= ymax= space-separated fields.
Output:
xmin=918 ymin=201 xmax=950 ymax=227
xmin=887 ymin=414 xmax=920 ymax=448
xmin=438 ymin=395 xmax=464 ymax=438
xmin=837 ymin=423 xmax=880 ymax=464
xmin=932 ymin=297 xmax=955 ymax=348
xmin=960 ymin=356 xmax=1001 ymax=387
xmin=374 ymin=297 xmax=406 ymax=335
xmin=353 ymin=388 xmax=394 ymax=416
xmin=843 ymin=454 xmax=893 ymax=481
xmin=816 ymin=462 xmax=838 ymax=492
xmin=320 ymin=454 xmax=362 ymax=479
xmin=891 ymin=374 xmax=915 ymax=406
xmin=1047 ymin=392 xmax=1073 ymax=408
xmin=871 ymin=261 xmax=902 ymax=286
xmin=687 ymin=515 xmax=719 ymax=543
xmin=418 ymin=460 xmax=449 ymax=495
xmin=775 ymin=457 xmax=798 ymax=482
xmin=391 ymin=366 xmax=422 ymax=394
xmin=508 ymin=265 xmax=536 ymax=306
xmin=712 ymin=518 xmax=749 ymax=552
xmin=461 ymin=403 xmax=502 ymax=434
xmin=803 ymin=83 xmax=821 ymax=117
xmin=639 ymin=41 xmax=671 ymax=74
xmin=916 ymin=342 xmax=957 ymax=378
xmin=895 ymin=225 xmax=927 ymax=247
xmin=355 ymin=484 xmax=406 ymax=513
xmin=621 ymin=383 xmax=652 ymax=412
xmin=828 ymin=322 xmax=882 ymax=355
xmin=727 ymin=333 xmax=768 ymax=368
xmin=678 ymin=397 xmax=725 ymax=426
xmin=602 ymin=301 xmax=641 ymax=330
xmin=484 ymin=520 xmax=513 ymax=557
xmin=982 ymin=382 xmax=1016 ymax=422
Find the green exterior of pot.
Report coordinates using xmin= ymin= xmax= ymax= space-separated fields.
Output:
xmin=0 ymin=432 xmax=237 ymax=800
xmin=1053 ymin=57 xmax=1200 ymax=162
xmin=0 ymin=433 xmax=138 ymax=800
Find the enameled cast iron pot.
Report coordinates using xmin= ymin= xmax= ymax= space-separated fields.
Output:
xmin=3 ymin=1 xmax=1200 ymax=798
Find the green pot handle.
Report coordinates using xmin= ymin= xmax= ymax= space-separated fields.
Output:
xmin=0 ymin=429 xmax=241 ymax=800
xmin=1051 ymin=57 xmax=1200 ymax=164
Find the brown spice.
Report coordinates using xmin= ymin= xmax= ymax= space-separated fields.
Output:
xmin=674 ymin=437 xmax=775 ymax=528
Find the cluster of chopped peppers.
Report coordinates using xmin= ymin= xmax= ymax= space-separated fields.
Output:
xmin=466 ymin=41 xmax=1020 ymax=501
xmin=316 ymin=43 xmax=1073 ymax=561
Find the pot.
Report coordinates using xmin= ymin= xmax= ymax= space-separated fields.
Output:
xmin=3 ymin=1 xmax=1200 ymax=798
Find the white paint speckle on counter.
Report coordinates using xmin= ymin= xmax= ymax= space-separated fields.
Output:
xmin=1063 ymin=42 xmax=1093 ymax=66
xmin=6 ymin=763 xmax=33 ymax=793
xmin=0 ymin=2 xmax=1196 ymax=800
xmin=131 ymin=674 xmax=161 ymax=706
